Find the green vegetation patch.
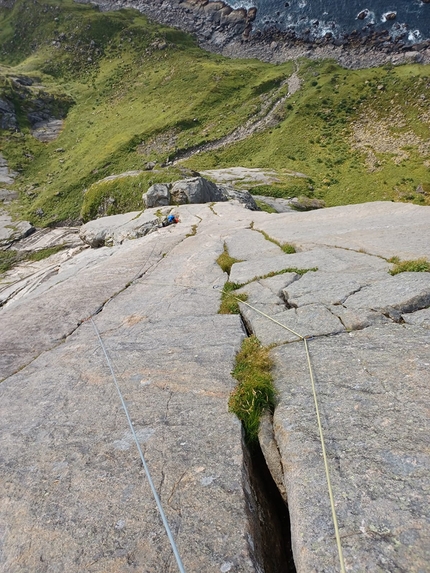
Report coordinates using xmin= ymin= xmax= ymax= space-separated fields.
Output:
xmin=250 ymin=267 xmax=317 ymax=283
xmin=0 ymin=244 xmax=67 ymax=274
xmin=2 ymin=0 xmax=430 ymax=228
xmin=254 ymin=199 xmax=277 ymax=214
xmin=218 ymin=281 xmax=247 ymax=315
xmin=184 ymin=59 xmax=430 ymax=209
xmin=216 ymin=242 xmax=242 ymax=274
xmin=0 ymin=0 xmax=294 ymax=225
xmin=388 ymin=257 xmax=430 ymax=275
xmin=257 ymin=229 xmax=296 ymax=254
xmin=229 ymin=335 xmax=276 ymax=444
xmin=80 ymin=167 xmax=185 ymax=221
xmin=0 ymin=249 xmax=22 ymax=274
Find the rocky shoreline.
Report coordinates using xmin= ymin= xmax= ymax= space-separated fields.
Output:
xmin=72 ymin=0 xmax=430 ymax=68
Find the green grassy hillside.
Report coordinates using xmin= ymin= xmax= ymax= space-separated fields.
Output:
xmin=0 ymin=0 xmax=429 ymax=225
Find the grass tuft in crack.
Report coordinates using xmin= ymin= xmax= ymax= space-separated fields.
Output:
xmin=257 ymin=229 xmax=296 ymax=254
xmin=218 ymin=281 xmax=247 ymax=314
xmin=216 ymin=243 xmax=247 ymax=313
xmin=388 ymin=257 xmax=430 ymax=275
xmin=185 ymin=224 xmax=198 ymax=238
xmin=216 ymin=243 xmax=242 ymax=274
xmin=229 ymin=335 xmax=276 ymax=444
xmin=0 ymin=245 xmax=68 ymax=274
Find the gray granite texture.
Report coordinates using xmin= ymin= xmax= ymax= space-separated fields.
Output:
xmin=0 ymin=204 xmax=255 ymax=573
xmin=271 ymin=326 xmax=430 ymax=573
xmin=1 ymin=200 xmax=429 ymax=572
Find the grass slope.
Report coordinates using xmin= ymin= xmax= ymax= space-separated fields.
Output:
xmin=185 ymin=59 xmax=430 ymax=207
xmin=0 ymin=0 xmax=429 ymax=226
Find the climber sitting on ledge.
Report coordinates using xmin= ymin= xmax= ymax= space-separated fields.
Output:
xmin=162 ymin=214 xmax=180 ymax=227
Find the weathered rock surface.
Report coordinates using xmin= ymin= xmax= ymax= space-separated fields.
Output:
xmin=0 ymin=211 xmax=34 ymax=247
xmin=0 ymin=97 xmax=18 ymax=130
xmin=0 ymin=204 xmax=256 ymax=573
xmin=10 ymin=226 xmax=84 ymax=252
xmin=252 ymin=195 xmax=296 ymax=213
xmin=344 ymin=272 xmax=430 ymax=316
xmin=252 ymin=201 xmax=430 ymax=260
xmin=0 ymin=152 xmax=17 ymax=185
xmin=171 ymin=176 xmax=224 ymax=204
xmin=144 ymin=176 xmax=258 ymax=210
xmin=218 ymin=185 xmax=258 ymax=211
xmin=31 ymin=118 xmax=64 ymax=142
xmin=200 ymin=167 xmax=283 ymax=187
xmin=271 ymin=325 xmax=430 ymax=572
xmin=0 ymin=188 xmax=18 ymax=203
xmin=143 ymin=183 xmax=171 ymax=208
xmin=402 ymin=307 xmax=430 ymax=328
xmin=1 ymin=200 xmax=429 ymax=572
xmin=225 ymin=201 xmax=430 ymax=572
xmin=79 ymin=210 xmax=161 ymax=247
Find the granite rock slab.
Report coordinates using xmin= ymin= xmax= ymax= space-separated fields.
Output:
xmin=10 ymin=226 xmax=85 ymax=252
xmin=0 ymin=211 xmax=34 ymax=247
xmin=344 ymin=272 xmax=430 ymax=316
xmin=225 ymin=228 xmax=283 ymax=262
xmin=240 ymin=302 xmax=344 ymax=345
xmin=79 ymin=210 xmax=161 ymax=247
xmin=402 ymin=307 xmax=430 ymax=328
xmin=0 ymin=203 xmax=257 ymax=573
xmin=0 ymin=314 xmax=252 ymax=573
xmin=254 ymin=201 xmax=430 ymax=260
xmin=229 ymin=246 xmax=389 ymax=285
xmin=283 ymin=270 xmax=390 ymax=308
xmin=271 ymin=325 xmax=430 ymax=572
xmin=1 ymin=200 xmax=429 ymax=573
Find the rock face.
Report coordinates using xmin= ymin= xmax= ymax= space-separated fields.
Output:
xmin=143 ymin=176 xmax=258 ymax=210
xmin=79 ymin=210 xmax=161 ymax=247
xmin=144 ymin=183 xmax=171 ymax=208
xmin=0 ymin=216 xmax=35 ymax=247
xmin=233 ymin=201 xmax=430 ymax=572
xmin=0 ymin=97 xmax=18 ymax=130
xmin=1 ymin=200 xmax=429 ymax=572
xmin=0 ymin=204 xmax=255 ymax=573
xmin=0 ymin=152 xmax=17 ymax=186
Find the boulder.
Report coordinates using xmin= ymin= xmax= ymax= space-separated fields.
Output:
xmin=290 ymin=195 xmax=325 ymax=211
xmin=144 ymin=183 xmax=171 ymax=208
xmin=356 ymin=9 xmax=369 ymax=20
xmin=218 ymin=185 xmax=258 ymax=210
xmin=170 ymin=176 xmax=225 ymax=204
xmin=0 ymin=154 xmax=17 ymax=185
xmin=0 ymin=213 xmax=35 ymax=247
xmin=31 ymin=118 xmax=64 ymax=142
xmin=384 ymin=11 xmax=397 ymax=21
xmin=143 ymin=176 xmax=257 ymax=210
xmin=402 ymin=307 xmax=430 ymax=328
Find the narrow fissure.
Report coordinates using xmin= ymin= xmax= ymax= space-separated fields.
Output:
xmin=242 ymin=437 xmax=296 ymax=573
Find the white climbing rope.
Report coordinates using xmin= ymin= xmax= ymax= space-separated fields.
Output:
xmin=90 ymin=318 xmax=186 ymax=573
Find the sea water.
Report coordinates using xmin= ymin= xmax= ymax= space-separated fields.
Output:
xmin=222 ymin=0 xmax=430 ymax=42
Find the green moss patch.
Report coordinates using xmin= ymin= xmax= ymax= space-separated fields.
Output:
xmin=257 ymin=229 xmax=296 ymax=254
xmin=216 ymin=242 xmax=242 ymax=275
xmin=229 ymin=335 xmax=276 ymax=444
xmin=0 ymin=244 xmax=67 ymax=274
xmin=388 ymin=257 xmax=430 ymax=275
xmin=218 ymin=281 xmax=247 ymax=315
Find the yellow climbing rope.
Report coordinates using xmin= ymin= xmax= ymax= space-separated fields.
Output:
xmin=228 ymin=291 xmax=347 ymax=573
